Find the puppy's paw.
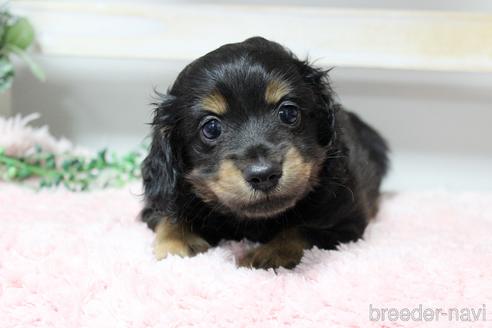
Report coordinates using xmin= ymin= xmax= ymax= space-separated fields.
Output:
xmin=238 ymin=243 xmax=304 ymax=270
xmin=154 ymin=234 xmax=211 ymax=260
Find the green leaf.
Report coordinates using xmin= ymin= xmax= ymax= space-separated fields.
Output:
xmin=45 ymin=154 xmax=56 ymax=169
xmin=0 ymin=26 xmax=4 ymax=45
xmin=7 ymin=166 xmax=18 ymax=179
xmin=18 ymin=166 xmax=32 ymax=179
xmin=22 ymin=54 xmax=45 ymax=81
xmin=4 ymin=17 xmax=34 ymax=51
xmin=0 ymin=56 xmax=14 ymax=93
xmin=87 ymin=159 xmax=98 ymax=170
xmin=0 ymin=11 xmax=12 ymax=48
xmin=6 ymin=44 xmax=45 ymax=81
xmin=72 ymin=159 xmax=83 ymax=171
xmin=62 ymin=159 xmax=72 ymax=171
xmin=0 ymin=73 xmax=12 ymax=93
xmin=54 ymin=174 xmax=63 ymax=186
xmin=40 ymin=179 xmax=52 ymax=188
xmin=97 ymin=149 xmax=107 ymax=163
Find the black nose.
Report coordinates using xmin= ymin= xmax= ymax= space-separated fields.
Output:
xmin=244 ymin=162 xmax=282 ymax=192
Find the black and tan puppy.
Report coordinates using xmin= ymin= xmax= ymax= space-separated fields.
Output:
xmin=141 ymin=37 xmax=389 ymax=269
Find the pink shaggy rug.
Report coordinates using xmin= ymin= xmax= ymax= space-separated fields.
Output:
xmin=1 ymin=115 xmax=491 ymax=327
xmin=1 ymin=184 xmax=491 ymax=327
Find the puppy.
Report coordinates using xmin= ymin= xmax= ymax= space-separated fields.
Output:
xmin=141 ymin=37 xmax=389 ymax=269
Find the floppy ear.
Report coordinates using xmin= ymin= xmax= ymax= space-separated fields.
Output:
xmin=298 ymin=60 xmax=337 ymax=146
xmin=141 ymin=96 xmax=182 ymax=230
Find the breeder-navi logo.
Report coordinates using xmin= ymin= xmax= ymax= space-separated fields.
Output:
xmin=369 ymin=304 xmax=487 ymax=322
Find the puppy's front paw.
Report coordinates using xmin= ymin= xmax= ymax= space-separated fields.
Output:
xmin=238 ymin=243 xmax=304 ymax=270
xmin=154 ymin=234 xmax=211 ymax=260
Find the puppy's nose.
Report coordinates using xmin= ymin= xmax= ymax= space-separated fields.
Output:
xmin=244 ymin=162 xmax=282 ymax=192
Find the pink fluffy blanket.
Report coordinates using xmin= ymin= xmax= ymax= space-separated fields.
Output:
xmin=1 ymin=115 xmax=491 ymax=327
xmin=1 ymin=184 xmax=491 ymax=327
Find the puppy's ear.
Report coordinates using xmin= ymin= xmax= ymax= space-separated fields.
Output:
xmin=298 ymin=61 xmax=337 ymax=146
xmin=141 ymin=95 xmax=182 ymax=230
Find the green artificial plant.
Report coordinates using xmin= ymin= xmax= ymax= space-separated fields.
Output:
xmin=0 ymin=6 xmax=44 ymax=92
xmin=0 ymin=145 xmax=146 ymax=191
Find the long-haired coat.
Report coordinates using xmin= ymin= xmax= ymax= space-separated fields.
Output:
xmin=141 ymin=37 xmax=389 ymax=269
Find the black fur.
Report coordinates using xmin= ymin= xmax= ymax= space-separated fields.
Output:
xmin=141 ymin=37 xmax=389 ymax=253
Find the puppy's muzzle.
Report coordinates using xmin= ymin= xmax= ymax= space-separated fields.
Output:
xmin=243 ymin=160 xmax=282 ymax=192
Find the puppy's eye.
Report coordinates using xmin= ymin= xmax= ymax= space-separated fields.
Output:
xmin=278 ymin=102 xmax=300 ymax=125
xmin=202 ymin=118 xmax=222 ymax=140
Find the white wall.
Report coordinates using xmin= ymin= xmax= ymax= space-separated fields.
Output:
xmin=11 ymin=55 xmax=492 ymax=191
xmin=0 ymin=90 xmax=11 ymax=117
xmin=102 ymin=0 xmax=492 ymax=12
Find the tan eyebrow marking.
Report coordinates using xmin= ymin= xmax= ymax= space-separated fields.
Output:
xmin=265 ymin=79 xmax=292 ymax=105
xmin=201 ymin=90 xmax=228 ymax=115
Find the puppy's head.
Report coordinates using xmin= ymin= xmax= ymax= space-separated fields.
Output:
xmin=143 ymin=37 xmax=336 ymax=219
